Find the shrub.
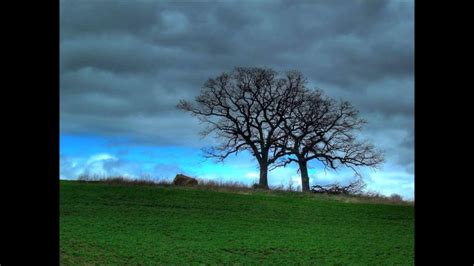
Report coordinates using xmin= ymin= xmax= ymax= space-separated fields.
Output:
xmin=389 ymin=193 xmax=403 ymax=202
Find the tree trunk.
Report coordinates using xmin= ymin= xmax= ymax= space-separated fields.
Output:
xmin=298 ymin=160 xmax=310 ymax=192
xmin=258 ymin=161 xmax=269 ymax=189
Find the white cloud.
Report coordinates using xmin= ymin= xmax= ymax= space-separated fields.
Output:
xmin=86 ymin=153 xmax=117 ymax=164
xmin=365 ymin=170 xmax=414 ymax=200
xmin=245 ymin=172 xmax=259 ymax=179
xmin=61 ymin=153 xmax=137 ymax=179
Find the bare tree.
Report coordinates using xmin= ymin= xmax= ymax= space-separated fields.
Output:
xmin=279 ymin=82 xmax=384 ymax=192
xmin=177 ymin=67 xmax=303 ymax=189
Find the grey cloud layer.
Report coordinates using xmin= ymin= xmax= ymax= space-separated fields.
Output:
xmin=60 ymin=0 xmax=413 ymax=172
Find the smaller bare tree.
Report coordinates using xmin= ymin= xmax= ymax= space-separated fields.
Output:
xmin=279 ymin=83 xmax=384 ymax=192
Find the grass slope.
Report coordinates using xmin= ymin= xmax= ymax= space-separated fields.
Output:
xmin=60 ymin=180 xmax=414 ymax=265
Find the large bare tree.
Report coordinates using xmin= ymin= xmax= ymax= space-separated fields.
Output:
xmin=177 ymin=67 xmax=304 ymax=189
xmin=279 ymin=84 xmax=384 ymax=192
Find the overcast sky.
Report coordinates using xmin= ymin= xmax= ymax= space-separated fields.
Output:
xmin=60 ymin=0 xmax=414 ymax=199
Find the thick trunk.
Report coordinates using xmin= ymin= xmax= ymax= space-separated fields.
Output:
xmin=298 ymin=160 xmax=310 ymax=192
xmin=258 ymin=161 xmax=269 ymax=189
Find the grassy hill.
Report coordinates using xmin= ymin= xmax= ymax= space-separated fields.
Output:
xmin=60 ymin=180 xmax=414 ymax=265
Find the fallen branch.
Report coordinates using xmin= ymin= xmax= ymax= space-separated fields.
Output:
xmin=310 ymin=178 xmax=366 ymax=195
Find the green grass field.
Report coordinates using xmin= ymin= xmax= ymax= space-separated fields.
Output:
xmin=60 ymin=180 xmax=414 ymax=265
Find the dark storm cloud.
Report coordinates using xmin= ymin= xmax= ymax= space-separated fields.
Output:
xmin=60 ymin=0 xmax=413 ymax=171
xmin=60 ymin=1 xmax=162 ymax=38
